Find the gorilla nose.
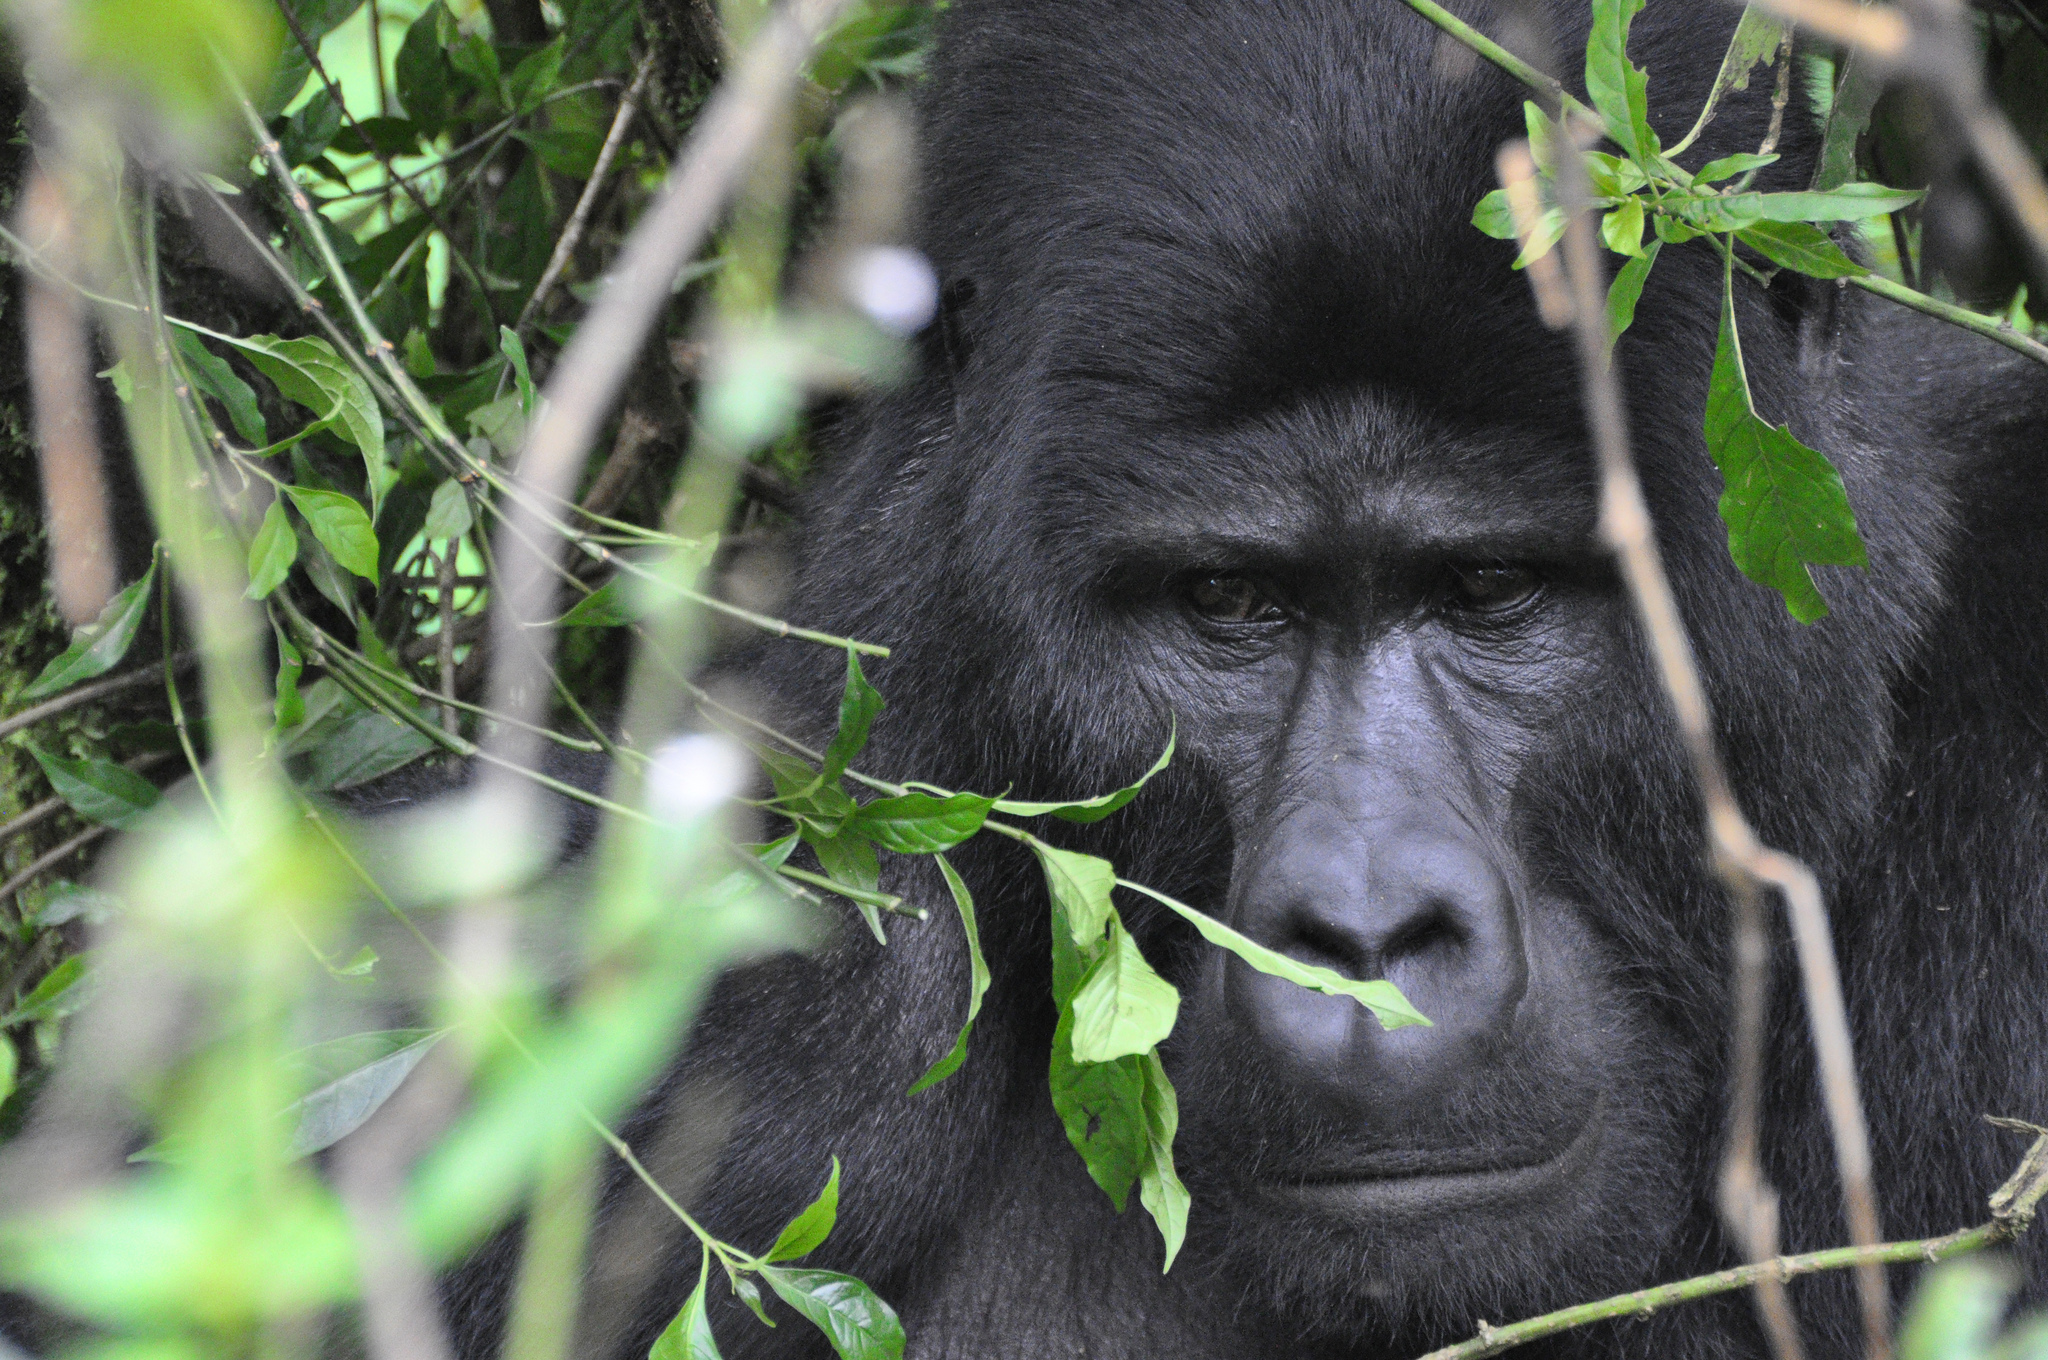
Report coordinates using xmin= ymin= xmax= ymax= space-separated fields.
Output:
xmin=1227 ymin=818 xmax=1528 ymax=1125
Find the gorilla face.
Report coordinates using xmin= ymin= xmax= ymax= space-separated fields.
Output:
xmin=1024 ymin=388 xmax=1705 ymax=1337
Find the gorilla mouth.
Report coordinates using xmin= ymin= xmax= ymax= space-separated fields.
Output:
xmin=1261 ymin=1110 xmax=1604 ymax=1223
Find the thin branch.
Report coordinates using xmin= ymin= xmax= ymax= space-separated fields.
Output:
xmin=0 ymin=654 xmax=198 ymax=744
xmin=1388 ymin=0 xmax=1586 ymax=119
xmin=1415 ymin=1130 xmax=2048 ymax=1360
xmin=1545 ymin=138 xmax=1888 ymax=1358
xmin=516 ymin=54 xmax=657 ymax=338
xmin=1848 ymin=271 xmax=2048 ymax=365
xmin=0 ymin=825 xmax=108 ymax=905
xmin=481 ymin=0 xmax=864 ymax=809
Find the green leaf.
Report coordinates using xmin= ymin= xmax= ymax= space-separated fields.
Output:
xmin=1815 ymin=51 xmax=1886 ymax=191
xmin=2 ymin=955 xmax=88 ymax=1027
xmin=1523 ymin=100 xmax=1562 ymax=178
xmin=172 ymin=328 xmax=265 ymax=444
xmin=227 ymin=335 xmax=389 ymax=520
xmin=1736 ymin=221 xmax=1869 ymax=280
xmin=808 ymin=831 xmax=886 ymax=943
xmin=286 ymin=487 xmax=380 ymax=583
xmin=995 ymin=728 xmax=1173 ymax=823
xmin=845 ymin=792 xmax=995 ymax=854
xmin=395 ymin=2 xmax=456 ymax=131
xmin=1584 ymin=151 xmax=1649 ymax=199
xmin=1704 ymin=252 xmax=1868 ymax=623
xmin=449 ymin=31 xmax=504 ymax=104
xmin=766 ymin=1158 xmax=840 ymax=1263
xmin=1068 ymin=917 xmax=1180 ymax=1064
xmin=1601 ymin=197 xmax=1646 ymax=257
xmin=422 ymin=478 xmax=474 ymax=540
xmin=507 ymin=36 xmax=565 ymax=113
xmin=246 ymin=499 xmax=299 ymax=600
xmin=1605 ymin=237 xmax=1663 ymax=356
xmin=18 ymin=556 xmax=157 ymax=700
xmin=96 ymin=359 xmax=132 ymax=403
xmin=907 ymin=854 xmax=988 ymax=1094
xmin=1118 ymin=878 xmax=1431 ymax=1031
xmin=499 ymin=325 xmax=537 ymax=417
xmin=1694 ymin=151 xmax=1780 ymax=186
xmin=26 ymin=744 xmax=160 ymax=829
xmin=1513 ymin=207 xmax=1569 ymax=270
xmin=557 ymin=577 xmax=644 ymax=628
xmin=1048 ymin=1039 xmax=1149 ymax=1211
xmin=761 ymin=1268 xmax=905 ymax=1360
xmin=1471 ymin=188 xmax=1517 ymax=241
xmin=821 ymin=650 xmax=885 ymax=783
xmin=272 ymin=624 xmax=305 ymax=731
xmin=1585 ymin=0 xmax=1656 ymax=163
xmin=285 ymin=1031 xmax=445 ymax=1157
xmin=1726 ymin=182 xmax=1923 ymax=224
xmin=0 ymin=1034 xmax=15 ymax=1106
xmin=1135 ymin=1050 xmax=1188 ymax=1271
xmin=294 ymin=706 xmax=438 ymax=791
xmin=1671 ymin=193 xmax=1766 ymax=234
xmin=650 ymin=1255 xmax=723 ymax=1360
xmin=1031 ymin=841 xmax=1117 ymax=950
xmin=1672 ymin=6 xmax=1787 ymax=155
xmin=1654 ymin=215 xmax=1703 ymax=245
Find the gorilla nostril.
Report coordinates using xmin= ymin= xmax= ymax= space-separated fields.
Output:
xmin=1380 ymin=904 xmax=1468 ymax=968
xmin=1282 ymin=912 xmax=1366 ymax=977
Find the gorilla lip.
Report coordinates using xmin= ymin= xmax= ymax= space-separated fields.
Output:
xmin=1261 ymin=1112 xmax=1603 ymax=1220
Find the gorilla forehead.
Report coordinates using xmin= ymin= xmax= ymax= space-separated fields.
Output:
xmin=1025 ymin=389 xmax=1602 ymax=571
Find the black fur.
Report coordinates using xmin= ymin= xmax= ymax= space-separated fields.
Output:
xmin=458 ymin=3 xmax=2048 ymax=1356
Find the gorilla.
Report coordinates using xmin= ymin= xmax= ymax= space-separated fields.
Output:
xmin=455 ymin=1 xmax=2048 ymax=1357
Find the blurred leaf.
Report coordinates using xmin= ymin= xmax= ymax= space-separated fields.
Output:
xmin=499 ymin=326 xmax=537 ymax=418
xmin=285 ymin=1030 xmax=445 ymax=1157
xmin=765 ymin=1157 xmax=840 ymax=1262
xmin=286 ymin=487 xmax=380 ymax=582
xmin=246 ymin=500 xmax=299 ymax=600
xmin=331 ymin=945 xmax=377 ymax=977
xmin=96 ymin=360 xmax=132 ymax=403
xmin=1471 ymin=188 xmax=1517 ymax=241
xmin=907 ymin=854 xmax=987 ymax=1093
xmin=651 ymin=1255 xmax=723 ymax=1360
xmin=507 ymin=36 xmax=564 ymax=112
xmin=2 ymin=956 xmax=89 ymax=1027
xmin=1898 ymin=1258 xmax=2014 ymax=1360
xmin=396 ymin=2 xmax=458 ymax=130
xmin=1737 ymin=221 xmax=1869 ymax=279
xmin=29 ymin=880 xmax=122 ymax=929
xmin=449 ymin=31 xmax=504 ymax=105
xmin=230 ymin=336 xmax=389 ymax=518
xmin=761 ymin=1268 xmax=905 ymax=1360
xmin=173 ymin=329 xmax=265 ymax=445
xmin=820 ymin=650 xmax=884 ymax=783
xmin=297 ymin=706 xmax=437 ymax=790
xmin=998 ymin=729 xmax=1173 ymax=824
xmin=298 ymin=530 xmax=359 ymax=614
xmin=279 ymin=85 xmax=343 ymax=167
xmin=271 ymin=622 xmax=306 ymax=731
xmin=73 ymin=0 xmax=285 ymax=130
xmin=0 ymin=1035 xmax=13 ymax=1106
xmin=25 ymin=744 xmax=160 ymax=829
xmin=1705 ymin=257 xmax=1867 ymax=622
xmin=845 ymin=792 xmax=994 ymax=854
xmin=468 ymin=391 xmax=527 ymax=461
xmin=331 ymin=116 xmax=424 ymax=158
xmin=1586 ymin=0 xmax=1656 ymax=163
xmin=422 ymin=478 xmax=474 ymax=540
xmin=1068 ymin=917 xmax=1179 ymax=1064
xmin=18 ymin=556 xmax=157 ymax=701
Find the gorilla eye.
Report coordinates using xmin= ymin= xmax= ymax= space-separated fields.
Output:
xmin=1447 ymin=563 xmax=1542 ymax=613
xmin=1186 ymin=575 xmax=1285 ymax=624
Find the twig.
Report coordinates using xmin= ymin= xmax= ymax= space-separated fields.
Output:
xmin=516 ymin=54 xmax=657 ymax=337
xmin=481 ymin=0 xmax=864 ymax=809
xmin=437 ymin=543 xmax=458 ymax=735
xmin=0 ymin=653 xmax=198 ymax=743
xmin=1415 ymin=1130 xmax=2048 ymax=1360
xmin=1388 ymin=0 xmax=1587 ymax=120
xmin=1545 ymin=138 xmax=1888 ymax=1358
xmin=0 ymin=825 xmax=108 ymax=906
xmin=1849 ymin=269 xmax=2048 ymax=365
